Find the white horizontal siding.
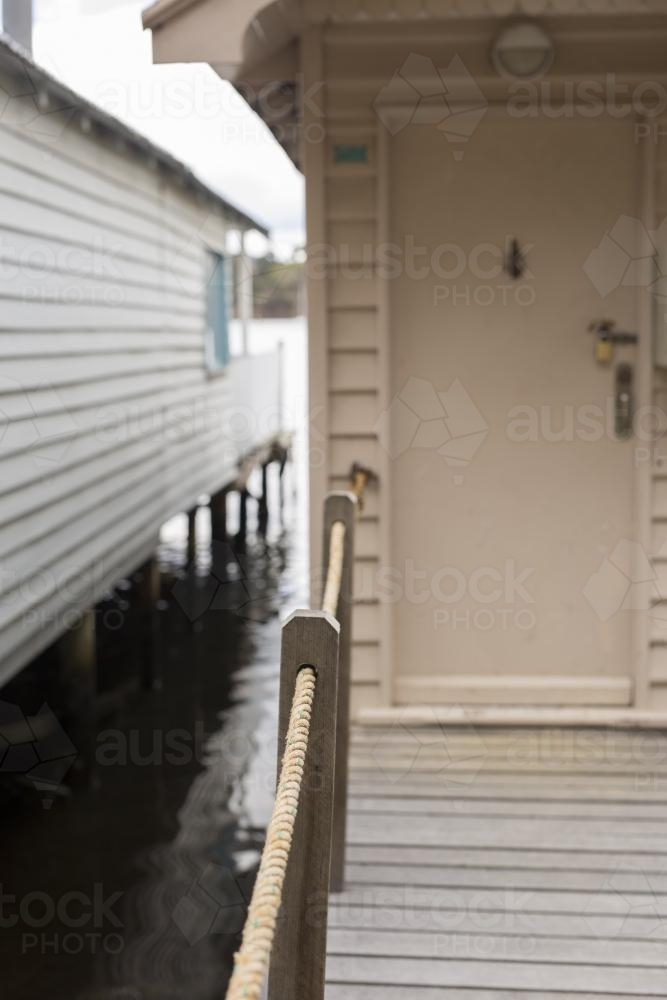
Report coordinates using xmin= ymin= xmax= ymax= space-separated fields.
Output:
xmin=0 ymin=116 xmax=278 ymax=685
xmin=0 ymin=331 xmax=203 ymax=355
xmin=0 ymin=158 xmax=202 ymax=260
xmin=0 ymin=124 xmax=212 ymax=244
xmin=0 ymin=352 xmax=205 ymax=387
xmin=0 ymin=527 xmax=158 ymax=685
xmin=0 ymin=236 xmax=202 ymax=298
xmin=0 ymin=271 xmax=205 ymax=315
xmin=0 ymin=190 xmax=200 ymax=279
xmin=0 ymin=375 xmax=230 ymax=473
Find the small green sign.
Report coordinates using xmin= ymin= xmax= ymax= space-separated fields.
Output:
xmin=334 ymin=144 xmax=368 ymax=165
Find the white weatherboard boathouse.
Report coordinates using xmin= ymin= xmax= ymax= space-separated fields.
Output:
xmin=0 ymin=30 xmax=281 ymax=686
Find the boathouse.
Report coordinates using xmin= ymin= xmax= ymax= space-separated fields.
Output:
xmin=0 ymin=23 xmax=281 ymax=687
xmin=145 ymin=0 xmax=667 ymax=723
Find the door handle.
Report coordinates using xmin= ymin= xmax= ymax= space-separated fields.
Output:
xmin=615 ymin=362 xmax=633 ymax=439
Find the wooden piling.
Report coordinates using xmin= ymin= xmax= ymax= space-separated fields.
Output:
xmin=236 ymin=489 xmax=248 ymax=551
xmin=58 ymin=608 xmax=97 ymax=778
xmin=258 ymin=462 xmax=269 ymax=535
xmin=137 ymin=557 xmax=160 ymax=691
xmin=186 ymin=507 xmax=198 ymax=565
xmin=278 ymin=444 xmax=288 ymax=515
xmin=210 ymin=489 xmax=228 ymax=543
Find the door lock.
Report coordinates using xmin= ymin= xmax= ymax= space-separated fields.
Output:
xmin=588 ymin=319 xmax=638 ymax=365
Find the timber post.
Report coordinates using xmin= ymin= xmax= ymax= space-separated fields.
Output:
xmin=236 ymin=489 xmax=248 ymax=551
xmin=58 ymin=608 xmax=97 ymax=780
xmin=210 ymin=488 xmax=228 ymax=544
xmin=258 ymin=462 xmax=269 ymax=535
xmin=267 ymin=610 xmax=340 ymax=1000
xmin=138 ymin=557 xmax=161 ymax=691
xmin=278 ymin=443 xmax=288 ymax=517
xmin=322 ymin=491 xmax=357 ymax=893
xmin=187 ymin=507 xmax=198 ymax=565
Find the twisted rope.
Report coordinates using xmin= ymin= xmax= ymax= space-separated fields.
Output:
xmin=225 ymin=666 xmax=316 ymax=1000
xmin=322 ymin=520 xmax=346 ymax=618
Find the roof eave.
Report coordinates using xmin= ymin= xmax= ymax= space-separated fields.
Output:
xmin=0 ymin=32 xmax=268 ymax=235
xmin=142 ymin=0 xmax=201 ymax=31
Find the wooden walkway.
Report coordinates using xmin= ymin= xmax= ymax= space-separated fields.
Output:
xmin=325 ymin=725 xmax=667 ymax=998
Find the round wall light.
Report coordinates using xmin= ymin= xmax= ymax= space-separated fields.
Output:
xmin=492 ymin=22 xmax=554 ymax=80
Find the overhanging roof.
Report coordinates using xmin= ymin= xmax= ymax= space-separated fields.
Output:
xmin=143 ymin=0 xmax=667 ymax=38
xmin=143 ymin=0 xmax=201 ymax=31
xmin=142 ymin=0 xmax=667 ymax=171
xmin=143 ymin=0 xmax=300 ymax=76
xmin=143 ymin=0 xmax=302 ymax=164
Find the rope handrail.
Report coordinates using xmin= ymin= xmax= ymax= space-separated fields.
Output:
xmin=226 ymin=666 xmax=316 ymax=1000
xmin=323 ymin=463 xmax=374 ymax=616
xmin=226 ymin=521 xmax=348 ymax=996
xmin=224 ymin=462 xmax=374 ymax=1000
xmin=322 ymin=520 xmax=346 ymax=617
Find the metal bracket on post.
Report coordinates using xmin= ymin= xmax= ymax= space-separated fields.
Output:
xmin=322 ymin=491 xmax=357 ymax=893
xmin=268 ymin=609 xmax=340 ymax=1000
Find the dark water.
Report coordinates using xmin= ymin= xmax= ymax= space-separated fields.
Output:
xmin=0 ymin=465 xmax=306 ymax=1000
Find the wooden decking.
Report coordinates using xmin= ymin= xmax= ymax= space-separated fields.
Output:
xmin=326 ymin=725 xmax=667 ymax=998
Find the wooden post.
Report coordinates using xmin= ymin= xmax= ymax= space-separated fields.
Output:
xmin=239 ymin=234 xmax=253 ymax=356
xmin=258 ymin=462 xmax=269 ymax=535
xmin=209 ymin=489 xmax=227 ymax=543
xmin=186 ymin=507 xmax=197 ymax=565
xmin=3 ymin=1 xmax=33 ymax=53
xmin=268 ymin=610 xmax=340 ymax=1000
xmin=58 ymin=609 xmax=97 ymax=778
xmin=322 ymin=491 xmax=357 ymax=893
xmin=278 ymin=445 xmax=288 ymax=516
xmin=138 ymin=557 xmax=160 ymax=691
xmin=236 ymin=489 xmax=248 ymax=551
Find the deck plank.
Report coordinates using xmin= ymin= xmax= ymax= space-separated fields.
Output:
xmin=347 ymin=814 xmax=667 ymax=850
xmin=347 ymin=844 xmax=667 ymax=871
xmin=334 ymin=883 xmax=667 ymax=916
xmin=347 ymin=781 xmax=667 ymax=801
xmin=326 ymin=955 xmax=667 ymax=992
xmin=348 ymin=795 xmax=667 ymax=818
xmin=327 ymin=904 xmax=664 ymax=940
xmin=327 ymin=929 xmax=665 ymax=967
xmin=343 ymin=862 xmax=667 ymax=892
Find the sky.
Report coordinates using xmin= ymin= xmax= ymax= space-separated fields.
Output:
xmin=30 ymin=0 xmax=305 ymax=254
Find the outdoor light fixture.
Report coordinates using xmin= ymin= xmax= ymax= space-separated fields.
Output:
xmin=492 ymin=22 xmax=554 ymax=80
